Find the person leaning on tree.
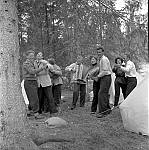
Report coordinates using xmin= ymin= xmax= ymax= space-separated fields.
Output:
xmin=94 ymin=46 xmax=112 ymax=118
xmin=65 ymin=55 xmax=89 ymax=110
xmin=22 ymin=50 xmax=46 ymax=118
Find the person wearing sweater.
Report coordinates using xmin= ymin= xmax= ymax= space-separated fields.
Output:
xmin=65 ymin=55 xmax=89 ymax=110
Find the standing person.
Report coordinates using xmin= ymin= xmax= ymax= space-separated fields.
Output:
xmin=48 ymin=58 xmax=63 ymax=107
xmin=112 ymin=57 xmax=126 ymax=107
xmin=87 ymin=56 xmax=100 ymax=114
xmin=96 ymin=46 xmax=112 ymax=118
xmin=65 ymin=55 xmax=89 ymax=110
xmin=35 ymin=52 xmax=58 ymax=114
xmin=22 ymin=50 xmax=46 ymax=118
xmin=120 ymin=53 xmax=137 ymax=98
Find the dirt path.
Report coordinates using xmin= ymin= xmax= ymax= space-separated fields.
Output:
xmin=28 ymin=91 xmax=148 ymax=150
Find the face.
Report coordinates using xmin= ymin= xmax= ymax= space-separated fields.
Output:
xmin=27 ymin=52 xmax=35 ymax=62
xmin=77 ymin=56 xmax=83 ymax=64
xmin=36 ymin=52 xmax=43 ymax=60
xmin=116 ymin=59 xmax=122 ymax=65
xmin=97 ymin=49 xmax=104 ymax=58
xmin=91 ymin=57 xmax=97 ymax=65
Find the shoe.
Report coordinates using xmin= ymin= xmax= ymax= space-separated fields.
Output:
xmin=96 ymin=113 xmax=105 ymax=118
xmin=34 ymin=113 xmax=44 ymax=119
xmin=70 ymin=106 xmax=75 ymax=110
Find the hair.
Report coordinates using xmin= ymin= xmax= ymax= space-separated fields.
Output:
xmin=115 ymin=57 xmax=124 ymax=64
xmin=25 ymin=50 xmax=35 ymax=57
xmin=90 ymin=55 xmax=97 ymax=61
xmin=48 ymin=58 xmax=55 ymax=65
xmin=96 ymin=46 xmax=104 ymax=52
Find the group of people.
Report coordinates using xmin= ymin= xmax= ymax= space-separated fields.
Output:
xmin=22 ymin=45 xmax=137 ymax=119
xmin=65 ymin=46 xmax=137 ymax=118
xmin=23 ymin=51 xmax=63 ymax=118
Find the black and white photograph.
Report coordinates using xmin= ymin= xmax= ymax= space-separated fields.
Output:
xmin=0 ymin=0 xmax=148 ymax=149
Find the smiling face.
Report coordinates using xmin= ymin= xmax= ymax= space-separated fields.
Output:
xmin=26 ymin=52 xmax=35 ymax=63
xmin=91 ymin=57 xmax=97 ymax=65
xmin=36 ymin=52 xmax=43 ymax=60
xmin=116 ymin=58 xmax=122 ymax=65
xmin=97 ymin=48 xmax=104 ymax=59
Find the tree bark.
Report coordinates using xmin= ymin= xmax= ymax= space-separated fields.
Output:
xmin=0 ymin=0 xmax=39 ymax=149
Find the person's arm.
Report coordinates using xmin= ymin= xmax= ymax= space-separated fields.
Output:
xmin=23 ymin=62 xmax=45 ymax=74
xmin=121 ymin=62 xmax=131 ymax=73
xmin=65 ymin=63 xmax=76 ymax=72
xmin=53 ymin=66 xmax=62 ymax=76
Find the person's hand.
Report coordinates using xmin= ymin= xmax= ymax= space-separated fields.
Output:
xmin=114 ymin=64 xmax=121 ymax=68
xmin=91 ymin=76 xmax=99 ymax=82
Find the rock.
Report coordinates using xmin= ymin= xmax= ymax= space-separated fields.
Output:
xmin=45 ymin=117 xmax=68 ymax=127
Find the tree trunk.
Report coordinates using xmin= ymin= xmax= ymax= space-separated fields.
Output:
xmin=0 ymin=0 xmax=39 ymax=149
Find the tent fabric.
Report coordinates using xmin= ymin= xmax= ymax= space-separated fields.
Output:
xmin=119 ymin=72 xmax=149 ymax=135
xmin=21 ymin=80 xmax=29 ymax=105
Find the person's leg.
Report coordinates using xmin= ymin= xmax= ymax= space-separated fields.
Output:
xmin=43 ymin=86 xmax=58 ymax=114
xmin=125 ymin=77 xmax=137 ymax=98
xmin=71 ymin=83 xmax=80 ymax=109
xmin=38 ymin=85 xmax=44 ymax=114
xmin=97 ymin=75 xmax=111 ymax=116
xmin=91 ymin=80 xmax=100 ymax=113
xmin=53 ymin=84 xmax=61 ymax=106
xmin=80 ymin=84 xmax=86 ymax=107
xmin=24 ymin=80 xmax=39 ymax=113
xmin=114 ymin=79 xmax=121 ymax=107
xmin=121 ymin=84 xmax=127 ymax=99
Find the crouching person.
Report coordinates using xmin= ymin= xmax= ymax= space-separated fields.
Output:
xmin=65 ymin=55 xmax=89 ymax=110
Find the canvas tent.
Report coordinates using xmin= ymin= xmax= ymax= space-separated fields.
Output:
xmin=119 ymin=72 xmax=149 ymax=135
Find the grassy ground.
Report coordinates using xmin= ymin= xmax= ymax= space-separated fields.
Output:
xmin=28 ymin=90 xmax=149 ymax=150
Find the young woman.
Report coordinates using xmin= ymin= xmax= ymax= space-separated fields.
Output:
xmin=87 ymin=56 xmax=100 ymax=114
xmin=112 ymin=57 xmax=126 ymax=106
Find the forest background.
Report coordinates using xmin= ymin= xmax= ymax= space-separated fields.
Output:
xmin=18 ymin=0 xmax=148 ymax=79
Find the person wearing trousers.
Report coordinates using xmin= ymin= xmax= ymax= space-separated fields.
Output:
xmin=87 ymin=56 xmax=100 ymax=114
xmin=112 ymin=57 xmax=126 ymax=106
xmin=95 ymin=46 xmax=112 ymax=118
xmin=35 ymin=52 xmax=58 ymax=114
xmin=120 ymin=53 xmax=137 ymax=98
xmin=23 ymin=50 xmax=46 ymax=118
xmin=48 ymin=58 xmax=63 ymax=107
xmin=65 ymin=55 xmax=89 ymax=110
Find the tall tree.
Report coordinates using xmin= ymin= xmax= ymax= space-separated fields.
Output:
xmin=0 ymin=0 xmax=39 ymax=149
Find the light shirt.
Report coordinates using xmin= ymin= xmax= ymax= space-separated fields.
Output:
xmin=121 ymin=60 xmax=137 ymax=77
xmin=35 ymin=59 xmax=53 ymax=87
xmin=98 ymin=55 xmax=112 ymax=78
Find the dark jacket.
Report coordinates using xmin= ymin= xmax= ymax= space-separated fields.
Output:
xmin=112 ymin=67 xmax=126 ymax=84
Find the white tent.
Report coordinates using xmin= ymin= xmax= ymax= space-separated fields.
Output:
xmin=119 ymin=72 xmax=149 ymax=135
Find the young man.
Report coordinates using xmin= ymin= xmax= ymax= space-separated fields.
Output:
xmin=65 ymin=55 xmax=89 ymax=110
xmin=48 ymin=58 xmax=63 ymax=107
xmin=96 ymin=46 xmax=112 ymax=118
xmin=120 ymin=53 xmax=137 ymax=98
xmin=22 ymin=50 xmax=46 ymax=118
xmin=35 ymin=52 xmax=58 ymax=114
